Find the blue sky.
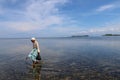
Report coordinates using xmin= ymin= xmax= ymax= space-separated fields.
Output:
xmin=0 ymin=0 xmax=120 ymax=37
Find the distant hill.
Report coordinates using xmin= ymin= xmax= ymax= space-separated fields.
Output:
xmin=103 ymin=34 xmax=120 ymax=36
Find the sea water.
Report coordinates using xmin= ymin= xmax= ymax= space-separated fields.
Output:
xmin=0 ymin=36 xmax=120 ymax=80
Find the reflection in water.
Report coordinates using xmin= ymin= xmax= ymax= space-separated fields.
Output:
xmin=33 ymin=62 xmax=42 ymax=80
xmin=26 ymin=60 xmax=42 ymax=80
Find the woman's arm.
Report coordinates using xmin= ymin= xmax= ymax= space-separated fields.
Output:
xmin=36 ymin=41 xmax=40 ymax=54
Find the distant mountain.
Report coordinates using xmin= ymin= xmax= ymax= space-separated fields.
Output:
xmin=103 ymin=34 xmax=120 ymax=36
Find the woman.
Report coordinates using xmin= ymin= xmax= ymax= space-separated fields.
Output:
xmin=27 ymin=37 xmax=41 ymax=67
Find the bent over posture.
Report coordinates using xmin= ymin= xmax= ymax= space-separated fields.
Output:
xmin=27 ymin=37 xmax=41 ymax=67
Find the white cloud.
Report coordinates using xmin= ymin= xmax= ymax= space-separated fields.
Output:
xmin=24 ymin=0 xmax=67 ymax=26
xmin=96 ymin=4 xmax=115 ymax=12
xmin=96 ymin=1 xmax=120 ymax=12
xmin=0 ymin=0 xmax=69 ymax=32
xmin=0 ymin=0 xmax=120 ymax=37
xmin=76 ymin=23 xmax=120 ymax=35
xmin=45 ymin=23 xmax=120 ymax=36
xmin=48 ymin=26 xmax=85 ymax=36
xmin=3 ymin=22 xmax=40 ymax=31
xmin=0 ymin=21 xmax=54 ymax=32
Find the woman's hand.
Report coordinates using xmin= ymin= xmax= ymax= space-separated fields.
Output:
xmin=38 ymin=52 xmax=40 ymax=54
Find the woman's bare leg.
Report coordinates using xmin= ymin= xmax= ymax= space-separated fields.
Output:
xmin=32 ymin=61 xmax=36 ymax=68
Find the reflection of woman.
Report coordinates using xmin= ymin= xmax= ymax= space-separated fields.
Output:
xmin=27 ymin=37 xmax=41 ymax=68
xmin=33 ymin=62 xmax=42 ymax=80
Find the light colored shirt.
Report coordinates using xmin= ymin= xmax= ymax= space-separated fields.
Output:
xmin=33 ymin=40 xmax=40 ymax=53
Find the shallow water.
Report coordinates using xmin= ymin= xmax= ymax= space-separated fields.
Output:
xmin=0 ymin=37 xmax=120 ymax=80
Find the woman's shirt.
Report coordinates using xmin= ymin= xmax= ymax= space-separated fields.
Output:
xmin=33 ymin=40 xmax=40 ymax=53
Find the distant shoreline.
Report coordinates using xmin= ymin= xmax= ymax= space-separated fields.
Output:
xmin=0 ymin=36 xmax=89 ymax=39
xmin=0 ymin=34 xmax=120 ymax=39
xmin=103 ymin=34 xmax=120 ymax=36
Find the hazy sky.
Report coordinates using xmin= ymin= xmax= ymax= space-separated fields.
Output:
xmin=0 ymin=0 xmax=120 ymax=37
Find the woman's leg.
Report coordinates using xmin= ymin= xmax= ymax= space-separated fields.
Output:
xmin=32 ymin=61 xmax=36 ymax=68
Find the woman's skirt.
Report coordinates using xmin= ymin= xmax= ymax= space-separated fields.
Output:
xmin=28 ymin=48 xmax=38 ymax=62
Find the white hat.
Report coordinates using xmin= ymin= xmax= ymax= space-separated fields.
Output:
xmin=31 ymin=37 xmax=36 ymax=41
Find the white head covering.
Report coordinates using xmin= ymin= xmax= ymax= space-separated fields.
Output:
xmin=31 ymin=37 xmax=36 ymax=41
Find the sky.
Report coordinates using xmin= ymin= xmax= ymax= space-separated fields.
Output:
xmin=0 ymin=0 xmax=120 ymax=37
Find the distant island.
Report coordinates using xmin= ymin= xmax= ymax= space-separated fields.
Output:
xmin=103 ymin=34 xmax=120 ymax=36
xmin=71 ymin=35 xmax=89 ymax=37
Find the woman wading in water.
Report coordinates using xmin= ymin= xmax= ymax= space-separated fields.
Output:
xmin=27 ymin=37 xmax=41 ymax=68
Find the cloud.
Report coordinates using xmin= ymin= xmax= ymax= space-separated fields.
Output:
xmin=52 ymin=26 xmax=82 ymax=33
xmin=96 ymin=4 xmax=115 ymax=12
xmin=0 ymin=22 xmax=40 ymax=31
xmin=76 ymin=23 xmax=120 ymax=35
xmin=0 ymin=0 xmax=120 ymax=37
xmin=44 ymin=22 xmax=120 ymax=36
xmin=0 ymin=0 xmax=69 ymax=32
xmin=0 ymin=16 xmax=63 ymax=32
xmin=96 ymin=1 xmax=120 ymax=12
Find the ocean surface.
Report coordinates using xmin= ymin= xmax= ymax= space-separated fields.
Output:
xmin=0 ymin=36 xmax=120 ymax=80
